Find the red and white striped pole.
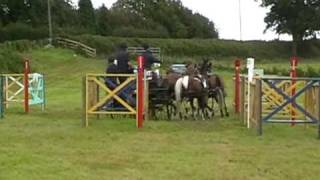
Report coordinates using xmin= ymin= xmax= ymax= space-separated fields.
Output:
xmin=234 ymin=59 xmax=241 ymax=113
xmin=24 ymin=59 xmax=30 ymax=113
xmin=290 ymin=56 xmax=298 ymax=126
xmin=137 ymin=56 xmax=144 ymax=128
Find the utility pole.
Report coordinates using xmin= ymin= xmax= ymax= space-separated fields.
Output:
xmin=238 ymin=0 xmax=243 ymax=41
xmin=48 ymin=0 xmax=53 ymax=46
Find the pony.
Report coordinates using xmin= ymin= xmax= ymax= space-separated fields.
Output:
xmin=198 ymin=58 xmax=229 ymax=117
xmin=174 ymin=64 xmax=212 ymax=120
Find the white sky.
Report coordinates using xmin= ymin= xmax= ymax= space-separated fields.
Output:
xmin=71 ymin=0 xmax=292 ymax=41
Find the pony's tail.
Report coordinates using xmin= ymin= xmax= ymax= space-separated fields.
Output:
xmin=215 ymin=75 xmax=227 ymax=97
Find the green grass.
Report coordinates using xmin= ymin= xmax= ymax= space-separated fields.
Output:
xmin=1 ymin=48 xmax=320 ymax=180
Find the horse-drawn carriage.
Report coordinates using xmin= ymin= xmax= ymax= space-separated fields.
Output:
xmin=101 ymin=59 xmax=228 ymax=121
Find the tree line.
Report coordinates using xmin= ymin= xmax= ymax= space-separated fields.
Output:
xmin=257 ymin=0 xmax=320 ymax=55
xmin=0 ymin=0 xmax=219 ymax=42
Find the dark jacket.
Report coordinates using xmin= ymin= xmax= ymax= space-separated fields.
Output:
xmin=142 ymin=50 xmax=160 ymax=70
xmin=115 ymin=49 xmax=130 ymax=73
xmin=105 ymin=63 xmax=118 ymax=88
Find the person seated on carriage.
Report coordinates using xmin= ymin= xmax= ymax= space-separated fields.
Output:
xmin=102 ymin=56 xmax=120 ymax=109
xmin=142 ymin=44 xmax=161 ymax=70
xmin=185 ymin=61 xmax=207 ymax=89
xmin=105 ymin=56 xmax=118 ymax=89
xmin=142 ymin=44 xmax=161 ymax=86
xmin=102 ymin=44 xmax=135 ymax=110
xmin=115 ymin=43 xmax=134 ymax=83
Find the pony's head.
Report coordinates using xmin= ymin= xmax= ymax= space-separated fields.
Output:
xmin=198 ymin=58 xmax=212 ymax=75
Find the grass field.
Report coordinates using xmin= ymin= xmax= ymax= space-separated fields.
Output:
xmin=1 ymin=48 xmax=320 ymax=180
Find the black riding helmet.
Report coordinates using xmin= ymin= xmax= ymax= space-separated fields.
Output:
xmin=142 ymin=43 xmax=150 ymax=50
xmin=108 ymin=56 xmax=115 ymax=63
xmin=118 ymin=43 xmax=128 ymax=50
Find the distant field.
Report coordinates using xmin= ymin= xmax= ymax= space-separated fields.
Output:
xmin=0 ymin=48 xmax=320 ymax=180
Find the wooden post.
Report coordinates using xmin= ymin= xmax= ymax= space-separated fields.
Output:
xmin=82 ymin=77 xmax=87 ymax=127
xmin=234 ymin=59 xmax=241 ymax=113
xmin=256 ymin=79 xmax=263 ymax=135
xmin=137 ymin=56 xmax=144 ymax=128
xmin=96 ymin=79 xmax=100 ymax=120
xmin=249 ymin=81 xmax=256 ymax=127
xmin=42 ymin=74 xmax=46 ymax=111
xmin=24 ymin=59 xmax=30 ymax=113
xmin=4 ymin=76 xmax=8 ymax=109
xmin=316 ymin=84 xmax=320 ymax=139
xmin=0 ymin=76 xmax=3 ymax=119
xmin=144 ymin=75 xmax=149 ymax=121
xmin=290 ymin=57 xmax=298 ymax=125
xmin=240 ymin=76 xmax=245 ymax=124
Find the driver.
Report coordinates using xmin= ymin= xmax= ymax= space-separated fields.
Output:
xmin=142 ymin=44 xmax=161 ymax=70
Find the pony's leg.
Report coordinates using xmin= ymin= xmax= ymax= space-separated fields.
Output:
xmin=216 ymin=75 xmax=227 ymax=97
xmin=219 ymin=89 xmax=230 ymax=117
xmin=207 ymin=96 xmax=215 ymax=118
xmin=205 ymin=101 xmax=214 ymax=119
xmin=190 ymin=98 xmax=197 ymax=120
xmin=216 ymin=90 xmax=224 ymax=117
xmin=175 ymin=101 xmax=182 ymax=120
xmin=198 ymin=97 xmax=206 ymax=120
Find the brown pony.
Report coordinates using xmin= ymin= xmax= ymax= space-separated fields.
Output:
xmin=173 ymin=63 xmax=213 ymax=120
xmin=198 ymin=59 xmax=229 ymax=117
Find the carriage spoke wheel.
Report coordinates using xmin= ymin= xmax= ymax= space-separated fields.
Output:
xmin=166 ymin=102 xmax=176 ymax=120
xmin=206 ymin=96 xmax=215 ymax=119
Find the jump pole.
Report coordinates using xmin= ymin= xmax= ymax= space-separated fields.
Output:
xmin=24 ymin=59 xmax=30 ymax=113
xmin=234 ymin=59 xmax=241 ymax=113
xmin=137 ymin=56 xmax=144 ymax=128
xmin=290 ymin=57 xmax=298 ymax=126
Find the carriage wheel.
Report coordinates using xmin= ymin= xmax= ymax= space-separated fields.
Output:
xmin=207 ymin=96 xmax=215 ymax=118
xmin=166 ymin=102 xmax=176 ymax=120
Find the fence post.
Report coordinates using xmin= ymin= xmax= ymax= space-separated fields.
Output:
xmin=316 ymin=83 xmax=320 ymax=139
xmin=256 ymin=78 xmax=263 ymax=135
xmin=0 ymin=75 xmax=4 ymax=119
xmin=82 ymin=76 xmax=88 ymax=127
xmin=290 ymin=57 xmax=298 ymax=125
xmin=137 ymin=56 xmax=144 ymax=128
xmin=240 ymin=76 xmax=245 ymax=124
xmin=24 ymin=59 xmax=30 ymax=113
xmin=234 ymin=59 xmax=241 ymax=113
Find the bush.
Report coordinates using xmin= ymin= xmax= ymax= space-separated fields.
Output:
xmin=0 ymin=48 xmax=23 ymax=73
xmin=111 ymin=26 xmax=170 ymax=38
xmin=0 ymin=40 xmax=40 ymax=52
xmin=69 ymin=35 xmax=294 ymax=59
xmin=305 ymin=66 xmax=318 ymax=77
xmin=0 ymin=23 xmax=48 ymax=42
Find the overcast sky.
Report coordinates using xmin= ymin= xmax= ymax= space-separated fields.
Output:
xmin=71 ymin=0 xmax=291 ymax=41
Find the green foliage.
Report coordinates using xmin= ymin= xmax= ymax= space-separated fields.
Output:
xmin=111 ymin=0 xmax=218 ymax=38
xmin=305 ymin=66 xmax=318 ymax=77
xmin=0 ymin=40 xmax=41 ymax=73
xmin=96 ymin=5 xmax=111 ymax=36
xmin=78 ymin=0 xmax=96 ymax=33
xmin=258 ymin=0 xmax=320 ymax=55
xmin=0 ymin=0 xmax=219 ymax=40
xmin=0 ymin=48 xmax=23 ymax=73
xmin=111 ymin=26 xmax=170 ymax=38
xmin=0 ymin=40 xmax=40 ymax=51
xmin=71 ymin=35 xmax=294 ymax=59
xmin=0 ymin=23 xmax=48 ymax=42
